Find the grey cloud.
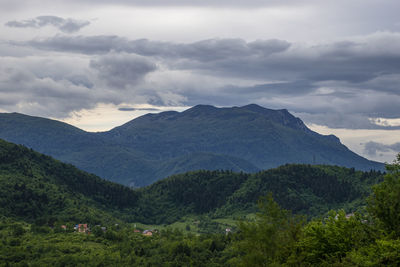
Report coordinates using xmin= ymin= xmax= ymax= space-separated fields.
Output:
xmin=66 ymin=75 xmax=94 ymax=88
xmin=177 ymin=38 xmax=290 ymax=61
xmin=364 ymin=141 xmax=400 ymax=157
xmin=23 ymin=34 xmax=400 ymax=84
xmin=25 ymin=36 xmax=290 ymax=60
xmin=0 ymin=0 xmax=321 ymax=9
xmin=118 ymin=107 xmax=135 ymax=111
xmin=26 ymin=35 xmax=127 ymax=54
xmin=90 ymin=53 xmax=157 ymax=88
xmin=296 ymin=112 xmax=400 ymax=130
xmin=0 ymin=54 xmax=164 ymax=118
xmin=8 ymin=0 xmax=399 ymax=11
xmin=118 ymin=107 xmax=160 ymax=111
xmin=0 ymin=60 xmax=97 ymax=118
xmin=222 ymin=81 xmax=315 ymax=96
xmin=5 ymin=16 xmax=90 ymax=33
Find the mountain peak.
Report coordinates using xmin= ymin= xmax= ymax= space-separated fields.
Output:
xmin=241 ymin=103 xmax=267 ymax=111
xmin=186 ymin=104 xmax=218 ymax=111
xmin=182 ymin=104 xmax=218 ymax=116
xmin=241 ymin=104 xmax=289 ymax=115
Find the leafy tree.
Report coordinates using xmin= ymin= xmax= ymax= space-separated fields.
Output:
xmin=368 ymin=153 xmax=400 ymax=237
xmin=232 ymin=194 xmax=305 ymax=266
xmin=291 ymin=210 xmax=376 ymax=265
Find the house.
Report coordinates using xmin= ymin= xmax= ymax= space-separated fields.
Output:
xmin=143 ymin=230 xmax=153 ymax=236
xmin=76 ymin=224 xmax=89 ymax=233
xmin=134 ymin=229 xmax=141 ymax=233
xmin=225 ymin=228 xmax=232 ymax=235
xmin=61 ymin=225 xmax=67 ymax=230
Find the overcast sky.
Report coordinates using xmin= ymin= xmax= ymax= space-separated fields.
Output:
xmin=1 ymin=0 xmax=400 ymax=162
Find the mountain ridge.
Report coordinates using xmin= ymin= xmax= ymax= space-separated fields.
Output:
xmin=0 ymin=104 xmax=384 ymax=186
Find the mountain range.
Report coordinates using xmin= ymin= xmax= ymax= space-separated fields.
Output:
xmin=0 ymin=104 xmax=384 ymax=186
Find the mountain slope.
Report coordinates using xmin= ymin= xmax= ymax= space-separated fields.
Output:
xmin=102 ymin=104 xmax=383 ymax=178
xmin=0 ymin=105 xmax=384 ymax=186
xmin=0 ymin=138 xmax=140 ymax=224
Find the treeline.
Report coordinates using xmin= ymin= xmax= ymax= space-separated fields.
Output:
xmin=1 ymin=154 xmax=399 ymax=266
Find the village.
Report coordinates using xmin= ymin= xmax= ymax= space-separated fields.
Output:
xmin=59 ymin=223 xmax=158 ymax=236
xmin=58 ymin=223 xmax=233 ymax=236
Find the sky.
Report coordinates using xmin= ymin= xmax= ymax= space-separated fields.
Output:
xmin=1 ymin=0 xmax=400 ymax=163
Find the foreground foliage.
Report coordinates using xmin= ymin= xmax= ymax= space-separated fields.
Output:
xmin=2 ymin=153 xmax=400 ymax=266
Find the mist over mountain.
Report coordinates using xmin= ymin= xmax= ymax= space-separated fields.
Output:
xmin=0 ymin=104 xmax=384 ymax=186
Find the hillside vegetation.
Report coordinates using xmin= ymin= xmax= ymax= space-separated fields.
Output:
xmin=1 ymin=155 xmax=399 ymax=266
xmin=0 ymin=139 xmax=139 ymax=225
xmin=0 ymin=139 xmax=383 ymax=227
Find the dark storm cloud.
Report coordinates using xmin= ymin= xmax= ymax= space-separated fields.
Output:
xmin=5 ymin=16 xmax=90 ymax=33
xmin=90 ymin=53 xmax=157 ymax=88
xmin=364 ymin=141 xmax=400 ymax=157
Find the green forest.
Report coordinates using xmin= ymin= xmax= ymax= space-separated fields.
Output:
xmin=1 ymin=138 xmax=399 ymax=265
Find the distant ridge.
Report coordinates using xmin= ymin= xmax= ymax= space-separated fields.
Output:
xmin=0 ymin=104 xmax=384 ymax=186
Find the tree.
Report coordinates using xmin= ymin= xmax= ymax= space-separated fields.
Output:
xmin=291 ymin=210 xmax=376 ymax=265
xmin=232 ymin=194 xmax=305 ymax=266
xmin=368 ymin=153 xmax=400 ymax=237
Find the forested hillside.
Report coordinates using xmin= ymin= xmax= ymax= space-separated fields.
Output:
xmin=135 ymin=165 xmax=382 ymax=224
xmin=0 ymin=138 xmax=383 ymax=226
xmin=0 ymin=139 xmax=139 ymax=224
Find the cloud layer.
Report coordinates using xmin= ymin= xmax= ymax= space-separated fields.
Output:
xmin=364 ymin=141 xmax=400 ymax=157
xmin=5 ymin=16 xmax=90 ymax=33
xmin=1 ymin=8 xmax=400 ymax=132
xmin=6 ymin=31 xmax=400 ymax=129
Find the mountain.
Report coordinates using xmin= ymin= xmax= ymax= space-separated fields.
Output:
xmin=0 ymin=138 xmax=140 ymax=224
xmin=0 ymin=104 xmax=384 ymax=186
xmin=0 ymin=138 xmax=383 ymax=226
